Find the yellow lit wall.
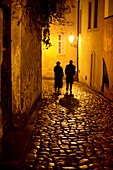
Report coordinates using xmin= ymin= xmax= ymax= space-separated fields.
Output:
xmin=79 ymin=0 xmax=104 ymax=90
xmin=105 ymin=0 xmax=113 ymax=17
xmin=42 ymin=0 xmax=77 ymax=79
xmin=104 ymin=15 xmax=113 ymax=100
xmin=11 ymin=3 xmax=42 ymax=116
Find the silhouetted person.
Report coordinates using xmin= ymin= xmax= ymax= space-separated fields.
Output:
xmin=65 ymin=60 xmax=75 ymax=94
xmin=54 ymin=61 xmax=63 ymax=94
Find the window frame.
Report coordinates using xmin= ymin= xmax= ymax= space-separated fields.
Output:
xmin=57 ymin=34 xmax=65 ymax=55
xmin=88 ymin=1 xmax=92 ymax=30
xmin=94 ymin=0 xmax=98 ymax=28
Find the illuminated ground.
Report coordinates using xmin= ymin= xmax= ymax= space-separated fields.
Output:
xmin=24 ymin=79 xmax=113 ymax=169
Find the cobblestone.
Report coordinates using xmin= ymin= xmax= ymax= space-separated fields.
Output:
xmin=23 ymin=80 xmax=113 ymax=170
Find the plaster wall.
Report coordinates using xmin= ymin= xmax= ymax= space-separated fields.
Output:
xmin=104 ymin=16 xmax=113 ymax=92
xmin=105 ymin=0 xmax=113 ymax=17
xmin=11 ymin=7 xmax=42 ymax=116
xmin=21 ymin=23 xmax=42 ymax=115
xmin=79 ymin=0 xmax=104 ymax=90
xmin=109 ymin=0 xmax=113 ymax=16
xmin=11 ymin=12 xmax=21 ymax=115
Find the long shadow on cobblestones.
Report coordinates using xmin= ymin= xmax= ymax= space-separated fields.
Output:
xmin=23 ymin=80 xmax=113 ymax=170
xmin=59 ymin=93 xmax=80 ymax=111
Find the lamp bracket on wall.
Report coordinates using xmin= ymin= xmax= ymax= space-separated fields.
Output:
xmin=71 ymin=44 xmax=77 ymax=48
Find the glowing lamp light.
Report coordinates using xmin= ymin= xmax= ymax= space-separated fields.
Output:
xmin=69 ymin=35 xmax=74 ymax=43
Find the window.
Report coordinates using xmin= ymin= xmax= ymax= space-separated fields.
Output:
xmin=57 ymin=34 xmax=65 ymax=55
xmin=105 ymin=0 xmax=113 ymax=18
xmin=88 ymin=2 xmax=92 ymax=29
xmin=94 ymin=0 xmax=98 ymax=28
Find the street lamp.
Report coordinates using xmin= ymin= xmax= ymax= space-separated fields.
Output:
xmin=69 ymin=35 xmax=77 ymax=48
xmin=69 ymin=35 xmax=74 ymax=43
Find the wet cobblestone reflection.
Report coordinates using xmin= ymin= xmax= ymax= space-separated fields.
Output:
xmin=24 ymin=80 xmax=113 ymax=170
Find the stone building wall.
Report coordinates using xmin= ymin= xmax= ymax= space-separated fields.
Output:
xmin=11 ymin=9 xmax=22 ymax=115
xmin=11 ymin=6 xmax=42 ymax=118
xmin=79 ymin=0 xmax=104 ymax=90
xmin=21 ymin=23 xmax=42 ymax=115
xmin=0 ymin=1 xmax=42 ymax=154
xmin=104 ymin=16 xmax=113 ymax=100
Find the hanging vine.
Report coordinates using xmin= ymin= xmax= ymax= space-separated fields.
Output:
xmin=1 ymin=0 xmax=74 ymax=48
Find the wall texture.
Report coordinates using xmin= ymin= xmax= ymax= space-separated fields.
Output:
xmin=11 ymin=7 xmax=42 ymax=119
xmin=0 ymin=1 xmax=42 ymax=155
xmin=79 ymin=0 xmax=104 ymax=90
xmin=79 ymin=0 xmax=113 ymax=100
xmin=104 ymin=16 xmax=113 ymax=100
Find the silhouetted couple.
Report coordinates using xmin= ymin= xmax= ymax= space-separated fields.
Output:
xmin=54 ymin=60 xmax=75 ymax=94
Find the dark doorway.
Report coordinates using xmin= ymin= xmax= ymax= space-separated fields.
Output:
xmin=1 ymin=5 xmax=12 ymax=135
xmin=101 ymin=59 xmax=109 ymax=92
xmin=90 ymin=52 xmax=95 ymax=87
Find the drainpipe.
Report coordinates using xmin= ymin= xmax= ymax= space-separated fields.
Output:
xmin=77 ymin=0 xmax=79 ymax=82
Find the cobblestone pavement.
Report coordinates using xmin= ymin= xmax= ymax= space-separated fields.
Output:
xmin=23 ymin=79 xmax=113 ymax=170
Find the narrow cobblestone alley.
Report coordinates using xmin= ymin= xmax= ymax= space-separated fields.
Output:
xmin=23 ymin=79 xmax=113 ymax=170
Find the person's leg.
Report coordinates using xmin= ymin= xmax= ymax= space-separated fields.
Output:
xmin=70 ymin=83 xmax=72 ymax=94
xmin=55 ymin=80 xmax=57 ymax=93
xmin=58 ymin=87 xmax=59 ymax=93
xmin=66 ymin=83 xmax=69 ymax=91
